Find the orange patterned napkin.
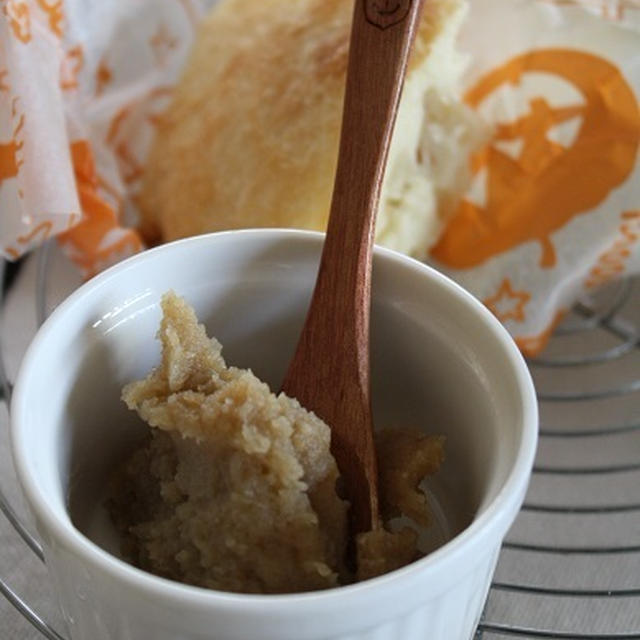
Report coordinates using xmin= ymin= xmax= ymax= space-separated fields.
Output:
xmin=0 ymin=0 xmax=202 ymax=275
xmin=0 ymin=0 xmax=638 ymax=354
xmin=430 ymin=0 xmax=640 ymax=354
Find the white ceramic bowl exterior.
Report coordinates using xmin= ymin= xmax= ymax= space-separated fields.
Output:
xmin=11 ymin=230 xmax=537 ymax=640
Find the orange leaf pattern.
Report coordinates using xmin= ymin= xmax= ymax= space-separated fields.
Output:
xmin=585 ymin=211 xmax=640 ymax=289
xmin=0 ymin=69 xmax=9 ymax=92
xmin=538 ymin=0 xmax=639 ymax=21
xmin=35 ymin=0 xmax=63 ymax=38
xmin=0 ymin=97 xmax=24 ymax=184
xmin=3 ymin=0 xmax=31 ymax=43
xmin=60 ymin=44 xmax=83 ymax=90
xmin=94 ymin=59 xmax=112 ymax=96
xmin=105 ymin=86 xmax=173 ymax=190
xmin=58 ymin=140 xmax=142 ymax=278
xmin=484 ymin=279 xmax=531 ymax=323
xmin=432 ymin=50 xmax=640 ymax=270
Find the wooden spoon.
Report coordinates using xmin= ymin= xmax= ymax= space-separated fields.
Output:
xmin=282 ymin=0 xmax=426 ymax=536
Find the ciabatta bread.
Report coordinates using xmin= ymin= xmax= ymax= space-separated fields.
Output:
xmin=139 ymin=0 xmax=485 ymax=258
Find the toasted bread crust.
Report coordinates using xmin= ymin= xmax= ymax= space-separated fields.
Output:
xmin=138 ymin=0 xmax=467 ymax=247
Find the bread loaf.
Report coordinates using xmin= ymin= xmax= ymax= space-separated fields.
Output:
xmin=139 ymin=0 xmax=485 ymax=258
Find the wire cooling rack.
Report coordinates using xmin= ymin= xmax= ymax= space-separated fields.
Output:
xmin=1 ymin=246 xmax=639 ymax=639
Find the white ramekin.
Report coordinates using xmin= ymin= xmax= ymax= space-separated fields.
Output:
xmin=11 ymin=230 xmax=537 ymax=640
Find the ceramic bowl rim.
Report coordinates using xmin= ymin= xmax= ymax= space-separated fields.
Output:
xmin=11 ymin=228 xmax=538 ymax=614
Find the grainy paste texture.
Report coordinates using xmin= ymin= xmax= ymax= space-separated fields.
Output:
xmin=108 ymin=292 xmax=444 ymax=593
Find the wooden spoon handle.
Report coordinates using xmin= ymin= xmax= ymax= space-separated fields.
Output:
xmin=282 ymin=0 xmax=425 ymax=535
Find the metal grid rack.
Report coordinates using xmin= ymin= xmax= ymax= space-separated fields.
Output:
xmin=1 ymin=246 xmax=639 ymax=639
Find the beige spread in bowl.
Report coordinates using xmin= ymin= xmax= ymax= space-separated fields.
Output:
xmin=107 ymin=292 xmax=444 ymax=593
